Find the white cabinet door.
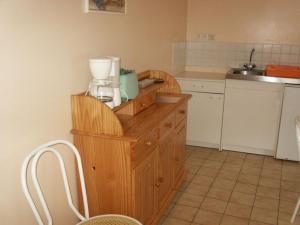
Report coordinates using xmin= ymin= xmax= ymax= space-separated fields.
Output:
xmin=277 ymin=86 xmax=300 ymax=161
xmin=222 ymin=79 xmax=284 ymax=156
xmin=185 ymin=91 xmax=224 ymax=148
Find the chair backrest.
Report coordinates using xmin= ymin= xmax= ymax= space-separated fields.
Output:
xmin=21 ymin=140 xmax=90 ymax=225
xmin=296 ymin=116 xmax=300 ymax=160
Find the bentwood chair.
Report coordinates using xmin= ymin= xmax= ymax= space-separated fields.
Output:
xmin=291 ymin=116 xmax=300 ymax=223
xmin=21 ymin=140 xmax=142 ymax=225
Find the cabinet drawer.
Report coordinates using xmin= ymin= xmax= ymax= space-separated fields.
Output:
xmin=175 ymin=102 xmax=187 ymax=126
xmin=178 ymin=79 xmax=225 ymax=93
xmin=132 ymin=128 xmax=158 ymax=164
xmin=134 ymin=92 xmax=156 ymax=114
xmin=159 ymin=112 xmax=175 ymax=140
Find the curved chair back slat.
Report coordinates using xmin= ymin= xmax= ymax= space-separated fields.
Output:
xmin=21 ymin=140 xmax=89 ymax=225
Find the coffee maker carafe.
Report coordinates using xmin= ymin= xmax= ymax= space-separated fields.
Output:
xmin=87 ymin=57 xmax=121 ymax=108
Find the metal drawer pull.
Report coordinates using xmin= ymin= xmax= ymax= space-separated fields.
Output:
xmin=179 ymin=110 xmax=185 ymax=114
xmin=145 ymin=141 xmax=152 ymax=146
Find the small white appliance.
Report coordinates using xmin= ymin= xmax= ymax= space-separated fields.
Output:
xmin=276 ymin=85 xmax=300 ymax=161
xmin=88 ymin=57 xmax=122 ymax=108
xmin=108 ymin=56 xmax=121 ymax=107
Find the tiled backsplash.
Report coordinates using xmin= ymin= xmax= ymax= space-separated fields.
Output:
xmin=172 ymin=41 xmax=300 ymax=73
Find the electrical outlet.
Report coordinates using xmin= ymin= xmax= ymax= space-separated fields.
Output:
xmin=197 ymin=33 xmax=215 ymax=41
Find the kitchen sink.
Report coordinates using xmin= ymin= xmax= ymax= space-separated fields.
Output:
xmin=231 ymin=68 xmax=265 ymax=76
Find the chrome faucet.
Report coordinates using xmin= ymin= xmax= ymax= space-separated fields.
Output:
xmin=243 ymin=48 xmax=256 ymax=71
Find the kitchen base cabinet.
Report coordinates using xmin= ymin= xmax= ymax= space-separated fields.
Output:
xmin=71 ymin=70 xmax=191 ymax=225
xmin=132 ymin=149 xmax=158 ymax=224
xmin=173 ymin=119 xmax=187 ymax=185
xmin=176 ymin=77 xmax=225 ymax=149
xmin=221 ymin=79 xmax=284 ymax=155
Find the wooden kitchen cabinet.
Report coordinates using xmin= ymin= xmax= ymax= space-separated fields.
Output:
xmin=173 ymin=119 xmax=187 ymax=185
xmin=71 ymin=70 xmax=191 ymax=225
xmin=132 ymin=149 xmax=158 ymax=224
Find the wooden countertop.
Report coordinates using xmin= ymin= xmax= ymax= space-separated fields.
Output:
xmin=118 ymin=93 xmax=191 ymax=140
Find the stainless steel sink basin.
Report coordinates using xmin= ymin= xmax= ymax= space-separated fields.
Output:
xmin=231 ymin=68 xmax=265 ymax=76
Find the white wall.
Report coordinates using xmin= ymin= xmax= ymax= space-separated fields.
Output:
xmin=0 ymin=0 xmax=187 ymax=224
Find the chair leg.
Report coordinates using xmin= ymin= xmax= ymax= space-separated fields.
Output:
xmin=291 ymin=197 xmax=300 ymax=223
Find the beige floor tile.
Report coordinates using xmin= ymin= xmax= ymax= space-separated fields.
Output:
xmin=208 ymin=153 xmax=227 ymax=162
xmin=162 ymin=217 xmax=191 ymax=225
xmin=185 ymin=183 xmax=210 ymax=196
xmin=192 ymin=175 xmax=214 ymax=186
xmin=212 ymin=178 xmax=236 ymax=190
xmin=169 ymin=204 xmax=198 ymax=222
xmin=261 ymin=168 xmax=281 ymax=179
xmin=225 ymin=202 xmax=252 ymax=219
xmin=256 ymin=186 xmax=280 ymax=199
xmin=249 ymin=221 xmax=273 ymax=225
xmin=278 ymin=211 xmax=300 ymax=225
xmin=241 ymin=166 xmax=261 ymax=176
xmin=281 ymin=172 xmax=300 ymax=183
xmin=186 ymin=173 xmax=195 ymax=182
xmin=177 ymin=192 xmax=204 ymax=208
xmin=238 ymin=173 xmax=260 ymax=185
xmin=279 ymin=200 xmax=296 ymax=214
xmin=193 ymin=209 xmax=223 ymax=225
xmin=226 ymin=151 xmax=246 ymax=159
xmin=254 ymin=196 xmax=279 ymax=211
xmin=280 ymin=190 xmax=299 ymax=202
xmin=186 ymin=157 xmax=205 ymax=167
xmin=251 ymin=207 xmax=278 ymax=225
xmin=259 ymin=177 xmax=281 ymax=188
xmin=221 ymin=215 xmax=249 ymax=225
xmin=246 ymin=154 xmax=265 ymax=161
xmin=282 ymin=166 xmax=300 ymax=175
xmin=230 ymin=191 xmax=255 ymax=206
xmin=225 ymin=158 xmax=244 ymax=166
xmin=197 ymin=167 xmax=219 ymax=178
xmin=207 ymin=187 xmax=232 ymax=201
xmin=217 ymin=169 xmax=239 ymax=180
xmin=201 ymin=197 xmax=227 ymax=213
xmin=202 ymin=160 xmax=223 ymax=170
xmin=281 ymin=181 xmax=300 ymax=193
xmin=222 ymin=163 xmax=242 ymax=172
xmin=234 ymin=182 xmax=257 ymax=194
xmin=186 ymin=164 xmax=200 ymax=175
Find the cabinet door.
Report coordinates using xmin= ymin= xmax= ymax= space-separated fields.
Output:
xmin=222 ymin=80 xmax=283 ymax=155
xmin=185 ymin=91 xmax=224 ymax=148
xmin=157 ymin=135 xmax=173 ymax=207
xmin=174 ymin=120 xmax=187 ymax=184
xmin=132 ymin=150 xmax=158 ymax=224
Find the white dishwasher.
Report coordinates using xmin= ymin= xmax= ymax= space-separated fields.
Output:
xmin=276 ymin=85 xmax=300 ymax=161
xmin=176 ymin=77 xmax=225 ymax=149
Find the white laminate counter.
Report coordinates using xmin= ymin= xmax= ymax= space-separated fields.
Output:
xmin=174 ymin=71 xmax=226 ymax=82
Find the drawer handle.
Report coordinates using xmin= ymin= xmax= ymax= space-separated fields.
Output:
xmin=139 ymin=102 xmax=146 ymax=107
xmin=164 ymin=122 xmax=173 ymax=128
xmin=92 ymin=166 xmax=96 ymax=171
xmin=145 ymin=141 xmax=152 ymax=146
xmin=175 ymin=157 xmax=180 ymax=162
xmin=179 ymin=110 xmax=185 ymax=114
xmin=158 ymin=177 xmax=164 ymax=183
xmin=155 ymin=183 xmax=160 ymax=187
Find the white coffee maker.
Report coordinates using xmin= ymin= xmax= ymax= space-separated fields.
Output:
xmin=88 ymin=57 xmax=122 ymax=108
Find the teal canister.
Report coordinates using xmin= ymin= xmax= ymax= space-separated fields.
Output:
xmin=120 ymin=72 xmax=139 ymax=100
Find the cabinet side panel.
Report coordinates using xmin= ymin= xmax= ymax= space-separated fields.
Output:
xmin=74 ymin=135 xmax=132 ymax=216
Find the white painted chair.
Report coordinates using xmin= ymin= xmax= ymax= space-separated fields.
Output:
xmin=21 ymin=140 xmax=142 ymax=225
xmin=291 ymin=116 xmax=300 ymax=223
